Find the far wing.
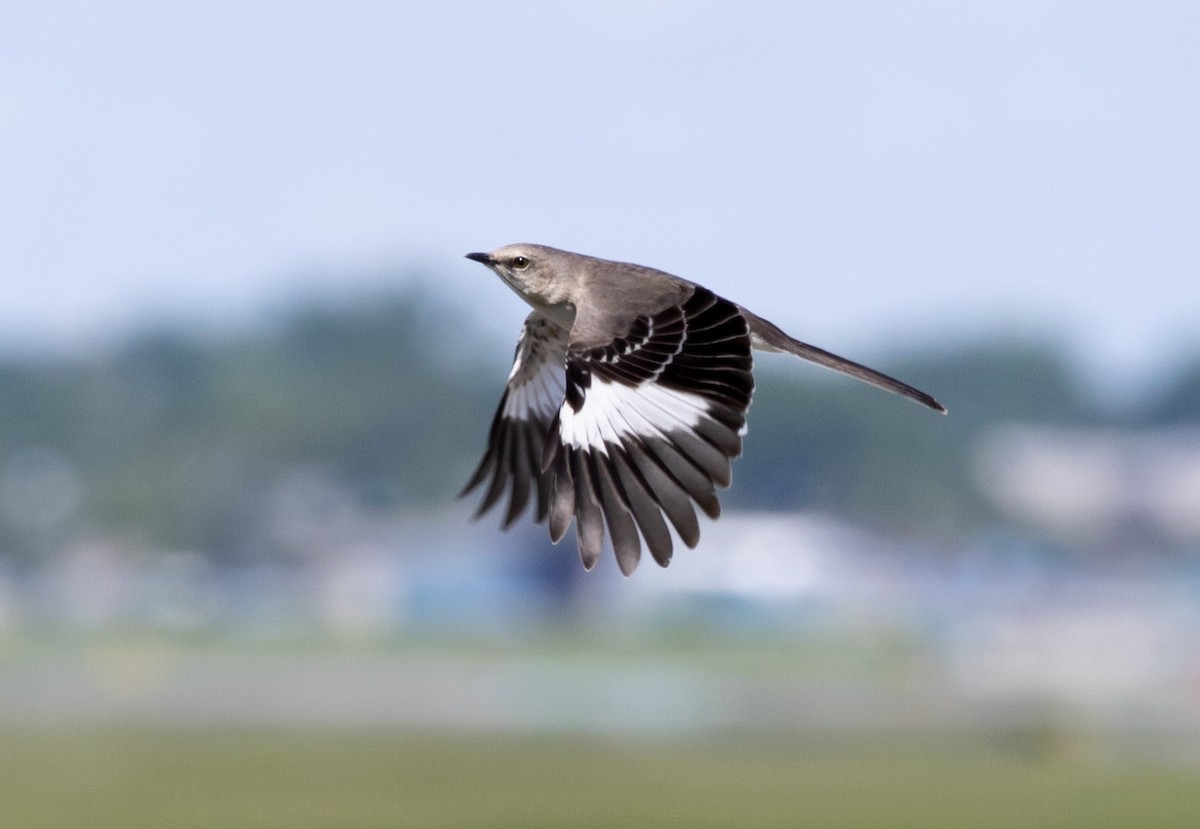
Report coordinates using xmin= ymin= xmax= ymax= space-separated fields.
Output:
xmin=460 ymin=313 xmax=569 ymax=529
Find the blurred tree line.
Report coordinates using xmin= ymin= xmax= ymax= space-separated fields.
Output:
xmin=0 ymin=281 xmax=1197 ymax=562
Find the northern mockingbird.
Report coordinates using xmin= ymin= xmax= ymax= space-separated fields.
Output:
xmin=462 ymin=244 xmax=945 ymax=575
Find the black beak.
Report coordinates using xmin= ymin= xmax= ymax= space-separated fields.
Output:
xmin=465 ymin=252 xmax=493 ymax=265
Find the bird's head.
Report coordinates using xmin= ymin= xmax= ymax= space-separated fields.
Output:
xmin=465 ymin=244 xmax=577 ymax=320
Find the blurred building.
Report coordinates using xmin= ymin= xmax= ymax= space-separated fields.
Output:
xmin=974 ymin=426 xmax=1200 ymax=548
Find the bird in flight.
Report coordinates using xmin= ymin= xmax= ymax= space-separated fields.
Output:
xmin=461 ymin=244 xmax=945 ymax=574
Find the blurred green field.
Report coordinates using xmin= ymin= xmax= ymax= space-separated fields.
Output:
xmin=2 ymin=728 xmax=1196 ymax=828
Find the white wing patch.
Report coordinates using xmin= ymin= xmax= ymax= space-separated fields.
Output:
xmin=558 ymin=376 xmax=707 ymax=453
xmin=503 ymin=350 xmax=565 ymax=423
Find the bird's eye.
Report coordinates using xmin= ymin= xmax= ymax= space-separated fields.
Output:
xmin=511 ymin=256 xmax=530 ymax=270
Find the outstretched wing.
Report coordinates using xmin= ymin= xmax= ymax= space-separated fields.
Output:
xmin=460 ymin=313 xmax=568 ymax=529
xmin=541 ymin=287 xmax=754 ymax=575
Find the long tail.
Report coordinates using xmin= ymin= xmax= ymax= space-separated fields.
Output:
xmin=740 ymin=307 xmax=947 ymax=414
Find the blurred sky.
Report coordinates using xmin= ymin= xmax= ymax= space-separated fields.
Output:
xmin=2 ymin=1 xmax=1198 ymax=392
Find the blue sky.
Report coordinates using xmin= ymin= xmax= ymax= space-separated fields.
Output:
xmin=2 ymin=2 xmax=1198 ymax=391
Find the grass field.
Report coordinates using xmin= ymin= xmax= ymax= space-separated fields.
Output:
xmin=2 ymin=728 xmax=1197 ymax=828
